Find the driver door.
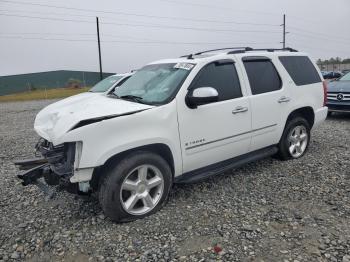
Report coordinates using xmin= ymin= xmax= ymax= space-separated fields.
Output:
xmin=176 ymin=60 xmax=252 ymax=173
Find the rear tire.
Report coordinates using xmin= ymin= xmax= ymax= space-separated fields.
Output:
xmin=277 ymin=117 xmax=311 ymax=160
xmin=98 ymin=151 xmax=172 ymax=222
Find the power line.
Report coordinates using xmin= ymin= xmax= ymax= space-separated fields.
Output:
xmin=0 ymin=9 xmax=173 ymax=28
xmin=290 ymin=32 xmax=350 ymax=45
xmin=0 ymin=9 xmax=279 ymax=35
xmin=0 ymin=32 xmax=280 ymax=44
xmin=0 ymin=8 xmax=98 ymax=19
xmin=4 ymin=13 xmax=347 ymax=49
xmin=3 ymin=2 xmax=344 ymax=42
xmin=157 ymin=0 xmax=347 ymax=39
xmin=100 ymin=20 xmax=281 ymax=34
xmin=289 ymin=26 xmax=350 ymax=42
xmin=1 ymin=1 xmax=347 ymax=57
xmin=0 ymin=36 xmax=95 ymax=42
xmin=0 ymin=35 xmax=279 ymax=46
xmin=0 ymin=0 xmax=280 ymax=26
xmin=0 ymin=13 xmax=282 ymax=34
xmin=286 ymin=15 xmax=327 ymax=27
xmin=0 ymin=13 xmax=94 ymax=23
xmin=0 ymin=32 xmax=96 ymax=36
xmin=158 ymin=0 xmax=280 ymax=16
xmin=290 ymin=43 xmax=350 ymax=56
xmin=158 ymin=0 xmax=332 ymax=27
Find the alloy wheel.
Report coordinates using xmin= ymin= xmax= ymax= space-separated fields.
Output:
xmin=120 ymin=164 xmax=164 ymax=215
xmin=288 ymin=125 xmax=308 ymax=158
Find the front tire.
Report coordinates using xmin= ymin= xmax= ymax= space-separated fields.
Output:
xmin=277 ymin=117 xmax=311 ymax=160
xmin=98 ymin=151 xmax=172 ymax=222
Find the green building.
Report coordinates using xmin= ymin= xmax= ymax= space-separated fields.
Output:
xmin=0 ymin=70 xmax=114 ymax=96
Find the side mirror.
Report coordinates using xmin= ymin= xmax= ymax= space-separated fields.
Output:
xmin=186 ymin=87 xmax=219 ymax=108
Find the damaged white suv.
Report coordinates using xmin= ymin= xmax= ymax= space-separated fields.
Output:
xmin=15 ymin=47 xmax=328 ymax=222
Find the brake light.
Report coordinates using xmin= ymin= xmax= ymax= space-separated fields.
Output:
xmin=322 ymin=80 xmax=328 ymax=106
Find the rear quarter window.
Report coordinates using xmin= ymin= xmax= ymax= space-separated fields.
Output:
xmin=279 ymin=56 xmax=321 ymax=86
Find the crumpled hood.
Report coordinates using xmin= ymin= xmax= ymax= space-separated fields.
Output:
xmin=34 ymin=94 xmax=153 ymax=143
xmin=328 ymin=81 xmax=350 ymax=92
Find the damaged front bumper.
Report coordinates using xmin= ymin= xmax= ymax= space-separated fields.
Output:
xmin=14 ymin=139 xmax=90 ymax=194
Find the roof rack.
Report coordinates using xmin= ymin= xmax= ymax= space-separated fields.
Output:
xmin=180 ymin=47 xmax=298 ymax=59
xmin=227 ymin=47 xmax=298 ymax=54
xmin=181 ymin=47 xmax=253 ymax=59
xmin=194 ymin=47 xmax=253 ymax=55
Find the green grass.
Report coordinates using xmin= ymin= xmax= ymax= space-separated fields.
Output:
xmin=0 ymin=87 xmax=90 ymax=102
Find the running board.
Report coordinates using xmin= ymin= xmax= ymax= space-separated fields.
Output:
xmin=175 ymin=146 xmax=278 ymax=184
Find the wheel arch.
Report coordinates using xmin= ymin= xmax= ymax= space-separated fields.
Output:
xmin=90 ymin=143 xmax=175 ymax=191
xmin=286 ymin=106 xmax=315 ymax=128
xmin=277 ymin=107 xmax=314 ymax=160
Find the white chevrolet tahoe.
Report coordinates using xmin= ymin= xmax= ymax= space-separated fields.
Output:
xmin=15 ymin=47 xmax=328 ymax=222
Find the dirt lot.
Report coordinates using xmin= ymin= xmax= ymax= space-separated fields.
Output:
xmin=0 ymin=100 xmax=349 ymax=262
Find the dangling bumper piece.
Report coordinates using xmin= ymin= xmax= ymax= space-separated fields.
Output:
xmin=14 ymin=138 xmax=80 ymax=194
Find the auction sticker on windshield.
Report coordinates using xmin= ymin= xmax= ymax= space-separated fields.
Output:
xmin=174 ymin=63 xmax=195 ymax=70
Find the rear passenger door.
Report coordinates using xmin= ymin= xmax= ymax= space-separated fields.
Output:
xmin=240 ymin=56 xmax=291 ymax=151
xmin=177 ymin=59 xmax=251 ymax=173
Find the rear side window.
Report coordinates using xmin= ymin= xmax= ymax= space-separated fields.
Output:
xmin=190 ymin=61 xmax=242 ymax=101
xmin=279 ymin=56 xmax=321 ymax=86
xmin=243 ymin=58 xmax=282 ymax=95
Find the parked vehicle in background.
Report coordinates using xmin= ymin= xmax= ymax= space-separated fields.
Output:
xmin=321 ymin=71 xmax=329 ymax=77
xmin=89 ymin=73 xmax=133 ymax=94
xmin=39 ymin=73 xmax=134 ymax=111
xmin=323 ymin=71 xmax=342 ymax=80
xmin=327 ymin=72 xmax=350 ymax=114
xmin=341 ymin=69 xmax=350 ymax=75
xmin=15 ymin=47 xmax=328 ymax=222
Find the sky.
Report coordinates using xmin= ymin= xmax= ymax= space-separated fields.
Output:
xmin=0 ymin=0 xmax=349 ymax=76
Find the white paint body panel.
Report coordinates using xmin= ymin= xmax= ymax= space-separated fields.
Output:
xmin=33 ymin=51 xmax=327 ymax=183
xmin=34 ymin=95 xmax=153 ymax=144
xmin=235 ymin=56 xmax=292 ymax=151
xmin=175 ymin=56 xmax=252 ymax=173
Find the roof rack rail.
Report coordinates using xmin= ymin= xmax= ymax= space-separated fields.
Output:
xmin=180 ymin=47 xmax=253 ymax=59
xmin=249 ymin=47 xmax=298 ymax=52
xmin=194 ymin=47 xmax=253 ymax=55
xmin=227 ymin=47 xmax=298 ymax=54
xmin=180 ymin=47 xmax=298 ymax=59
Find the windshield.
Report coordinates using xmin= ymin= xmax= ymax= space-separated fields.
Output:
xmin=339 ymin=72 xmax=350 ymax=81
xmin=113 ymin=63 xmax=194 ymax=105
xmin=89 ymin=75 xmax=123 ymax=92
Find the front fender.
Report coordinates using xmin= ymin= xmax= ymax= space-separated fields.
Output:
xmin=59 ymin=101 xmax=183 ymax=177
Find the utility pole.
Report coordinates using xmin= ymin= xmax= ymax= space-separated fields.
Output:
xmin=96 ymin=16 xmax=103 ymax=80
xmin=282 ymin=14 xmax=286 ymax=49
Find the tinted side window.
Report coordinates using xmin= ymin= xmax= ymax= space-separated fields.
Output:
xmin=279 ymin=56 xmax=321 ymax=86
xmin=243 ymin=59 xmax=282 ymax=95
xmin=190 ymin=61 xmax=242 ymax=101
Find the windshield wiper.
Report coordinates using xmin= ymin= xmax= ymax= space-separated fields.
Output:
xmin=118 ymin=95 xmax=143 ymax=102
xmin=118 ymin=95 xmax=144 ymax=103
xmin=108 ymin=93 xmax=146 ymax=104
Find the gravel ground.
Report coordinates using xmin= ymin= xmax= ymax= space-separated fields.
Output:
xmin=0 ymin=99 xmax=349 ymax=262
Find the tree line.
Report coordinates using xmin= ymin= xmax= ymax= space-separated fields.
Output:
xmin=317 ymin=57 xmax=350 ymax=65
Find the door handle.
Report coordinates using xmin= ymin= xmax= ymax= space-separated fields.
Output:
xmin=278 ymin=96 xmax=291 ymax=103
xmin=232 ymin=106 xmax=248 ymax=114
